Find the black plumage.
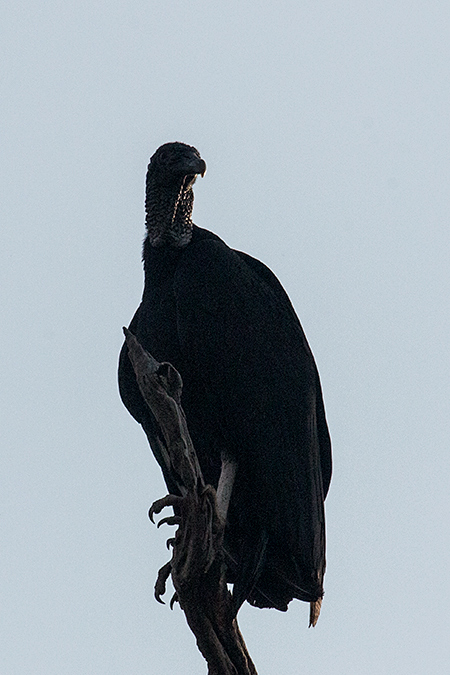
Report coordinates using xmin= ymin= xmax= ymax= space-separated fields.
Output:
xmin=118 ymin=142 xmax=331 ymax=618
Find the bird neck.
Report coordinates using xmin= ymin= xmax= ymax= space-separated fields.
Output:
xmin=145 ymin=180 xmax=194 ymax=248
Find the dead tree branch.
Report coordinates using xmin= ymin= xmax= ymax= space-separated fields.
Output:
xmin=123 ymin=328 xmax=258 ymax=675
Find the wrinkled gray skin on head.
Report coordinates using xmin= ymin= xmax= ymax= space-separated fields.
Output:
xmin=145 ymin=142 xmax=206 ymax=248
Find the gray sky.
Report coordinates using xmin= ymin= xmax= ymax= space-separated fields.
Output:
xmin=2 ymin=1 xmax=449 ymax=673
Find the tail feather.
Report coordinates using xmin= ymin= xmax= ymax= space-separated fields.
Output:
xmin=232 ymin=530 xmax=269 ymax=615
xmin=309 ymin=598 xmax=322 ymax=627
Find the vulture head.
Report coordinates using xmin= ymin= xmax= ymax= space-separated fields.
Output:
xmin=145 ymin=142 xmax=206 ymax=248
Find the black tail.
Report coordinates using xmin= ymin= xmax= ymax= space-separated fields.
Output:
xmin=232 ymin=529 xmax=269 ymax=615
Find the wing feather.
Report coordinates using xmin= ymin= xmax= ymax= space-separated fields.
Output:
xmin=174 ymin=239 xmax=326 ymax=601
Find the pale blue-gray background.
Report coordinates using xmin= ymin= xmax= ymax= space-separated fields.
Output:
xmin=1 ymin=2 xmax=449 ymax=673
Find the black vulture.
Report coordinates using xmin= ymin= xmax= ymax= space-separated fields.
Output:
xmin=118 ymin=142 xmax=332 ymax=623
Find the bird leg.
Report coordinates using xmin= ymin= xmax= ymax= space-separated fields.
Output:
xmin=216 ymin=454 xmax=238 ymax=522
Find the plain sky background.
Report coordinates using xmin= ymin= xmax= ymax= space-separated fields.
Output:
xmin=1 ymin=1 xmax=449 ymax=674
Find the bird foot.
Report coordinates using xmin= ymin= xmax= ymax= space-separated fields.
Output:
xmin=154 ymin=560 xmax=172 ymax=604
xmin=157 ymin=515 xmax=182 ymax=528
xmin=149 ymin=494 xmax=186 ymax=605
xmin=148 ymin=494 xmax=183 ymax=523
xmin=149 ymin=488 xmax=224 ymax=606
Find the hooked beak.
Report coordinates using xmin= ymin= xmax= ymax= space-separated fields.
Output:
xmin=183 ymin=156 xmax=206 ymax=178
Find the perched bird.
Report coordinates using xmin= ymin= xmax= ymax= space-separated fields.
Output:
xmin=118 ymin=142 xmax=332 ymax=622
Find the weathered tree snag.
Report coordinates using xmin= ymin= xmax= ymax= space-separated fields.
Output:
xmin=123 ymin=328 xmax=258 ymax=675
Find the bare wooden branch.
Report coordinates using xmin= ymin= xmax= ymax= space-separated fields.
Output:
xmin=124 ymin=328 xmax=258 ymax=675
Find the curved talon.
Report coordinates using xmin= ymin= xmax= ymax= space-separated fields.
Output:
xmin=154 ymin=561 xmax=172 ymax=604
xmin=166 ymin=537 xmax=176 ymax=550
xmin=157 ymin=516 xmax=181 ymax=528
xmin=170 ymin=592 xmax=179 ymax=610
xmin=148 ymin=494 xmax=183 ymax=523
